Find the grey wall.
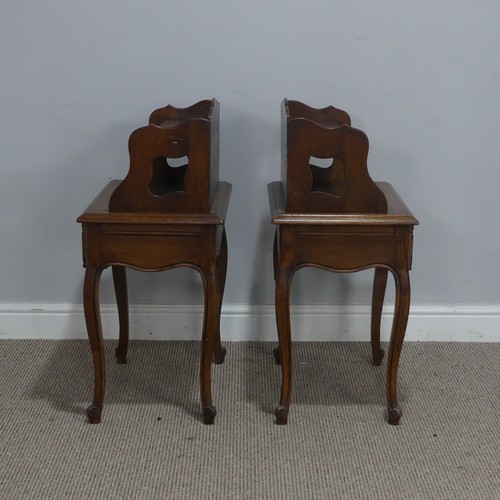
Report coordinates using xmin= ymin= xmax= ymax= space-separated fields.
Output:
xmin=1 ymin=1 xmax=499 ymax=307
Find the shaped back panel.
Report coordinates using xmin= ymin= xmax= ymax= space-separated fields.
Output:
xmin=281 ymin=99 xmax=387 ymax=214
xmin=286 ymin=99 xmax=351 ymax=127
xmin=149 ymin=99 xmax=215 ymax=125
xmin=109 ymin=99 xmax=219 ymax=213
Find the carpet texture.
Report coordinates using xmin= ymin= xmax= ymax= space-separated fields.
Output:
xmin=1 ymin=340 xmax=499 ymax=499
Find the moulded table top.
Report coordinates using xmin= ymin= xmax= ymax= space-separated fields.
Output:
xmin=268 ymin=181 xmax=418 ymax=226
xmin=78 ymin=180 xmax=232 ymax=225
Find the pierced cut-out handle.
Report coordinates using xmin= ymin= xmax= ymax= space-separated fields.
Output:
xmin=309 ymin=156 xmax=348 ymax=197
xmin=167 ymin=155 xmax=188 ymax=168
xmin=309 ymin=156 xmax=334 ymax=169
xmin=149 ymin=155 xmax=188 ymax=196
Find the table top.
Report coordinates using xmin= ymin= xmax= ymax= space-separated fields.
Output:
xmin=77 ymin=180 xmax=232 ymax=225
xmin=268 ymin=181 xmax=418 ymax=226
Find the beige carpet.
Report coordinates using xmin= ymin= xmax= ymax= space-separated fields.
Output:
xmin=1 ymin=340 xmax=499 ymax=499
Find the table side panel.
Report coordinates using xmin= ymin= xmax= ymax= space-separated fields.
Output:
xmin=82 ymin=223 xmax=209 ymax=270
xmin=290 ymin=225 xmax=401 ymax=271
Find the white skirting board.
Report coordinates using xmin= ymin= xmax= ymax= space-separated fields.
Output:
xmin=0 ymin=303 xmax=499 ymax=341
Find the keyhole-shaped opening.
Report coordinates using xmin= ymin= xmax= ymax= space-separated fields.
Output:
xmin=149 ymin=155 xmax=188 ymax=196
xmin=309 ymin=156 xmax=348 ymax=197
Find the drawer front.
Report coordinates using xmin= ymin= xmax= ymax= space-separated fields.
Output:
xmin=99 ymin=232 xmax=202 ymax=270
xmin=293 ymin=231 xmax=396 ymax=271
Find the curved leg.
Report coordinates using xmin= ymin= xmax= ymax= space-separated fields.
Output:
xmin=199 ymin=263 xmax=220 ymax=424
xmin=273 ymin=229 xmax=278 ymax=281
xmin=112 ymin=266 xmax=129 ymax=364
xmin=83 ymin=265 xmax=105 ymax=424
xmin=274 ymin=266 xmax=294 ymax=425
xmin=371 ymin=267 xmax=388 ymax=366
xmin=386 ymin=267 xmax=411 ymax=425
xmin=212 ymin=228 xmax=227 ymax=365
xmin=272 ymin=229 xmax=281 ymax=365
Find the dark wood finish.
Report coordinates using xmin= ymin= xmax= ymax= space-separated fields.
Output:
xmin=109 ymin=99 xmax=219 ymax=214
xmin=281 ymin=99 xmax=387 ymax=214
xmin=270 ymin=100 xmax=418 ymax=426
xmin=79 ymin=181 xmax=230 ymax=424
xmin=78 ymin=100 xmax=230 ymax=424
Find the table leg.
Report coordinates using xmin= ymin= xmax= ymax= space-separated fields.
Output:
xmin=275 ymin=266 xmax=294 ymax=425
xmin=386 ymin=267 xmax=410 ymax=425
xmin=213 ymin=228 xmax=227 ymax=365
xmin=371 ymin=267 xmax=388 ymax=366
xmin=273 ymin=230 xmax=278 ymax=281
xmin=112 ymin=266 xmax=129 ymax=364
xmin=272 ymin=229 xmax=281 ymax=365
xmin=83 ymin=265 xmax=105 ymax=424
xmin=200 ymin=262 xmax=219 ymax=424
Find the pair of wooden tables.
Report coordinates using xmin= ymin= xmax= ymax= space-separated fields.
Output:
xmin=78 ymin=99 xmax=417 ymax=425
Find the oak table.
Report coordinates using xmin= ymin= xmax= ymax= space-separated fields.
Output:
xmin=269 ymin=99 xmax=418 ymax=425
xmin=78 ymin=99 xmax=231 ymax=424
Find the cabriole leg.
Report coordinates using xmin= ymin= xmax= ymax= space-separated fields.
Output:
xmin=83 ymin=265 xmax=105 ymax=424
xmin=212 ymin=228 xmax=227 ymax=365
xmin=371 ymin=267 xmax=388 ymax=366
xmin=272 ymin=229 xmax=281 ymax=365
xmin=386 ymin=267 xmax=411 ymax=425
xmin=200 ymin=263 xmax=220 ymax=424
xmin=274 ymin=266 xmax=294 ymax=425
xmin=112 ymin=266 xmax=129 ymax=364
xmin=272 ymin=229 xmax=279 ymax=281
